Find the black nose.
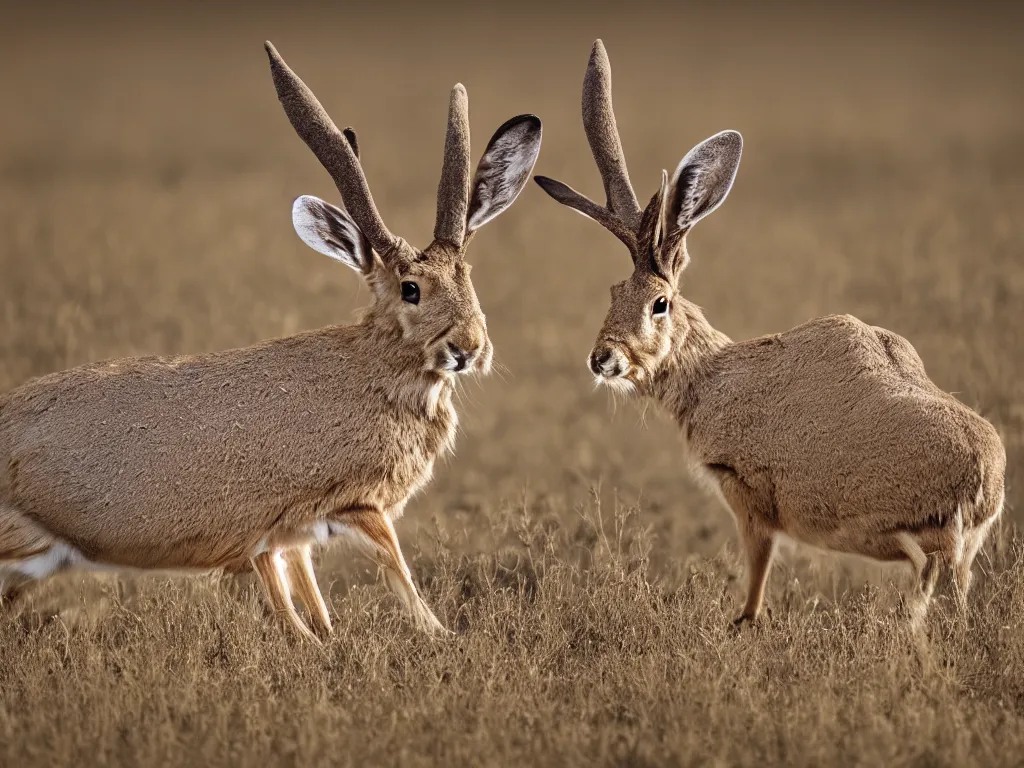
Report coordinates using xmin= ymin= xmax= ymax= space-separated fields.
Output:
xmin=448 ymin=343 xmax=469 ymax=372
xmin=590 ymin=349 xmax=612 ymax=375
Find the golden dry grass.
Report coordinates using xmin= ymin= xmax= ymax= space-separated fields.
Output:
xmin=3 ymin=501 xmax=1024 ymax=765
xmin=2 ymin=3 xmax=1023 ymax=765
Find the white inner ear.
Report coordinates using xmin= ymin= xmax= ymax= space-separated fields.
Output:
xmin=291 ymin=195 xmax=367 ymax=272
xmin=466 ymin=189 xmax=492 ymax=233
xmin=655 ymin=169 xmax=669 ymax=247
xmin=671 ymin=161 xmax=706 ymax=231
xmin=466 ymin=119 xmax=542 ymax=233
xmin=670 ymin=130 xmax=742 ymax=231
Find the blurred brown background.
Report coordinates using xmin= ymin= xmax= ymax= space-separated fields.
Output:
xmin=3 ymin=4 xmax=1024 ymax=766
xmin=2 ymin=0 xmax=1022 ymax=569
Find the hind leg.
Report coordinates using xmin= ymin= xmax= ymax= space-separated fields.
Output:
xmin=2 ymin=538 xmax=83 ymax=600
xmin=1 ymin=572 xmax=29 ymax=608
xmin=1 ymin=548 xmax=85 ymax=620
xmin=706 ymin=466 xmax=778 ymax=626
xmin=954 ymin=511 xmax=999 ymax=612
xmin=734 ymin=524 xmax=776 ymax=626
xmin=1 ymin=510 xmax=67 ymax=607
xmin=895 ymin=532 xmax=943 ymax=628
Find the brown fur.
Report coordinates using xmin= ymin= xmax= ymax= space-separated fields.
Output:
xmin=0 ymin=43 xmax=542 ymax=637
xmin=535 ymin=39 xmax=1006 ymax=626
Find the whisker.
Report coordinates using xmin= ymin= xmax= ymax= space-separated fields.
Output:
xmin=491 ymin=358 xmax=513 ymax=384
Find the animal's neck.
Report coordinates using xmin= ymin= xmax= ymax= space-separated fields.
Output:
xmin=646 ymin=300 xmax=730 ymax=424
xmin=357 ymin=309 xmax=455 ymax=423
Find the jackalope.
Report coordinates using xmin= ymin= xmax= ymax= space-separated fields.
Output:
xmin=535 ymin=39 xmax=1004 ymax=624
xmin=0 ymin=42 xmax=542 ymax=640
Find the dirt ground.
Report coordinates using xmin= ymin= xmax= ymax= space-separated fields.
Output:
xmin=1 ymin=3 xmax=1023 ymax=765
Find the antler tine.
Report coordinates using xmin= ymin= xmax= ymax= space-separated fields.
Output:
xmin=534 ymin=176 xmax=637 ymax=255
xmin=265 ymin=42 xmax=397 ymax=256
xmin=342 ymin=127 xmax=360 ymax=159
xmin=582 ymin=39 xmax=641 ymax=231
xmin=434 ymin=84 xmax=472 ymax=249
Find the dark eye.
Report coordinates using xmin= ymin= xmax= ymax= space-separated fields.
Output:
xmin=652 ymin=296 xmax=669 ymax=316
xmin=401 ymin=281 xmax=420 ymax=305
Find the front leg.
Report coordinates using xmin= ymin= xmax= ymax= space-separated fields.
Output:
xmin=251 ymin=550 xmax=320 ymax=644
xmin=334 ymin=508 xmax=448 ymax=635
xmin=284 ymin=546 xmax=333 ymax=638
xmin=705 ymin=464 xmax=777 ymax=626
xmin=733 ymin=523 xmax=775 ymax=626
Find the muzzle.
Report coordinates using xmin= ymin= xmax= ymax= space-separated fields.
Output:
xmin=588 ymin=343 xmax=631 ymax=379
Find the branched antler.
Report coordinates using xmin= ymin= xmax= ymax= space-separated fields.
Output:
xmin=534 ymin=39 xmax=643 ymax=261
xmin=582 ymin=40 xmax=641 ymax=230
xmin=265 ymin=42 xmax=398 ymax=257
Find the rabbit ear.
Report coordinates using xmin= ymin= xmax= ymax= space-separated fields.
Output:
xmin=666 ymin=130 xmax=743 ymax=236
xmin=637 ymin=170 xmax=677 ymax=281
xmin=291 ymin=195 xmax=371 ymax=274
xmin=465 ymin=114 xmax=543 ymax=236
xmin=653 ymin=169 xmax=669 ymax=252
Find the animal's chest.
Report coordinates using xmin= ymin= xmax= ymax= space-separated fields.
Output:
xmin=376 ymin=412 xmax=456 ymax=502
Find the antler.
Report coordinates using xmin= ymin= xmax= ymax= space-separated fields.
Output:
xmin=533 ymin=39 xmax=641 ymax=260
xmin=265 ymin=42 xmax=398 ymax=257
xmin=583 ymin=39 xmax=641 ymax=231
xmin=533 ymin=176 xmax=636 ymax=251
xmin=434 ymin=84 xmax=472 ymax=248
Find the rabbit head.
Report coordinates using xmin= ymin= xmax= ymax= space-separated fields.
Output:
xmin=267 ymin=43 xmax=542 ymax=378
xmin=535 ymin=40 xmax=740 ymax=392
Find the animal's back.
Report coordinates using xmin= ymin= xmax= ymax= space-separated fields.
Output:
xmin=0 ymin=326 xmax=452 ymax=569
xmin=690 ymin=314 xmax=1004 ymax=546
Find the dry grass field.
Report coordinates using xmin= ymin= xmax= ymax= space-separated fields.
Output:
xmin=1 ymin=3 xmax=1023 ymax=765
